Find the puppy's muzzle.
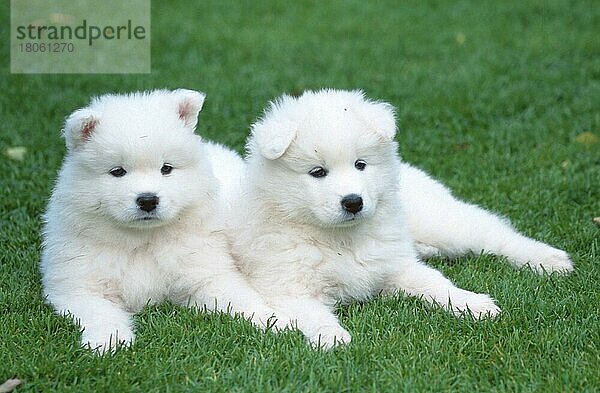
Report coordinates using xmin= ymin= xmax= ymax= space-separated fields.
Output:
xmin=341 ymin=194 xmax=363 ymax=214
xmin=136 ymin=193 xmax=159 ymax=212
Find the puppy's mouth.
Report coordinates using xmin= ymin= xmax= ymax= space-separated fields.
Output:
xmin=327 ymin=212 xmax=365 ymax=228
xmin=126 ymin=212 xmax=167 ymax=228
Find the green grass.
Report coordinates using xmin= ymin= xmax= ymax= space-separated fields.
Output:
xmin=1 ymin=0 xmax=599 ymax=391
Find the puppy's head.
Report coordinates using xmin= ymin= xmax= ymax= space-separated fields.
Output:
xmin=247 ymin=89 xmax=400 ymax=228
xmin=61 ymin=89 xmax=214 ymax=229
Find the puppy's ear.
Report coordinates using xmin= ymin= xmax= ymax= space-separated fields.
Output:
xmin=356 ymin=98 xmax=397 ymax=141
xmin=62 ymin=108 xmax=100 ymax=151
xmin=251 ymin=98 xmax=297 ymax=160
xmin=173 ymin=89 xmax=206 ymax=130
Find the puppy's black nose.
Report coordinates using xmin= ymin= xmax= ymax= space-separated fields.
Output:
xmin=136 ymin=193 xmax=159 ymax=212
xmin=341 ymin=194 xmax=363 ymax=214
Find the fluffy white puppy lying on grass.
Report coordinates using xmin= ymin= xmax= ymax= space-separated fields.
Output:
xmin=230 ymin=89 xmax=573 ymax=349
xmin=41 ymin=89 xmax=279 ymax=352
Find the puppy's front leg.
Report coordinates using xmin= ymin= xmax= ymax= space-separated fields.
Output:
xmin=274 ymin=297 xmax=351 ymax=349
xmin=174 ymin=254 xmax=284 ymax=330
xmin=199 ymin=271 xmax=286 ymax=330
xmin=387 ymin=258 xmax=501 ymax=318
xmin=47 ymin=292 xmax=134 ymax=353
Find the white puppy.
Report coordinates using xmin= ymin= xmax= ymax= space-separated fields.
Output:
xmin=41 ymin=89 xmax=278 ymax=352
xmin=230 ymin=89 xmax=573 ymax=349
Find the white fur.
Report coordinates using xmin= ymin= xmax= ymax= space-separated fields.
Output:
xmin=229 ymin=89 xmax=573 ymax=349
xmin=41 ymin=89 xmax=280 ymax=353
xmin=398 ymin=164 xmax=574 ymax=273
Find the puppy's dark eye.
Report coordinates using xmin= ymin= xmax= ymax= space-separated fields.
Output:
xmin=109 ymin=166 xmax=127 ymax=177
xmin=161 ymin=164 xmax=173 ymax=175
xmin=309 ymin=166 xmax=328 ymax=178
xmin=355 ymin=160 xmax=367 ymax=171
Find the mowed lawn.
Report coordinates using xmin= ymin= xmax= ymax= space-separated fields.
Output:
xmin=1 ymin=0 xmax=599 ymax=391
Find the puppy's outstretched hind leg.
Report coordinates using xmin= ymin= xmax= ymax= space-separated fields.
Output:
xmin=398 ymin=163 xmax=573 ymax=274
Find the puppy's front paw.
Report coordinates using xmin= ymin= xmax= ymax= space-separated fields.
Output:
xmin=246 ymin=307 xmax=294 ymax=332
xmin=448 ymin=291 xmax=501 ymax=319
xmin=268 ymin=312 xmax=296 ymax=332
xmin=81 ymin=326 xmax=134 ymax=354
xmin=308 ymin=325 xmax=352 ymax=350
xmin=254 ymin=312 xmax=294 ymax=332
xmin=528 ymin=248 xmax=574 ymax=275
